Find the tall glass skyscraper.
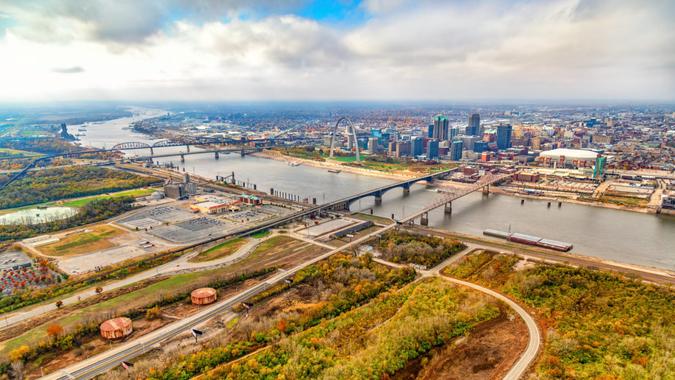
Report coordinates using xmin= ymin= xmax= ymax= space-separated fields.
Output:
xmin=468 ymin=113 xmax=480 ymax=136
xmin=497 ymin=124 xmax=512 ymax=150
xmin=432 ymin=115 xmax=449 ymax=141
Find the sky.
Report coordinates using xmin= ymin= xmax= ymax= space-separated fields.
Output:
xmin=0 ymin=0 xmax=673 ymax=103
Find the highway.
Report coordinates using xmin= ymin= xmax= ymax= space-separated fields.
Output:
xmin=42 ymin=223 xmax=396 ymax=380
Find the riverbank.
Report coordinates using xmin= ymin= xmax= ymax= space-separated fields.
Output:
xmin=490 ymin=186 xmax=672 ymax=216
xmin=418 ymin=227 xmax=675 ymax=285
xmin=254 ymin=150 xmax=415 ymax=181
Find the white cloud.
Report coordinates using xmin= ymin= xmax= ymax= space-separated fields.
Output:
xmin=0 ymin=0 xmax=672 ymax=102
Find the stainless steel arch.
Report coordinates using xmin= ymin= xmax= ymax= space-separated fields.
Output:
xmin=328 ymin=117 xmax=360 ymax=162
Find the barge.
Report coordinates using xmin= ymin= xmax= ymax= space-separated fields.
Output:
xmin=483 ymin=229 xmax=573 ymax=252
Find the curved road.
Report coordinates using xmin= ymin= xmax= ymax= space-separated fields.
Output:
xmin=440 ymin=275 xmax=540 ymax=380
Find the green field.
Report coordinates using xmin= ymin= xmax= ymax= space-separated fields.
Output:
xmin=0 ymin=148 xmax=42 ymax=158
xmin=57 ymin=188 xmax=156 ymax=208
xmin=0 ymin=269 xmax=210 ymax=356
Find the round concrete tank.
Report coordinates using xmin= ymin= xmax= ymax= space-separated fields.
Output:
xmin=191 ymin=287 xmax=217 ymax=305
xmin=100 ymin=317 xmax=133 ymax=340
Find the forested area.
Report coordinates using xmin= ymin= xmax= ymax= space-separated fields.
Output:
xmin=0 ymin=197 xmax=136 ymax=241
xmin=0 ymin=166 xmax=158 ymax=209
xmin=110 ymin=254 xmax=419 ymax=380
xmin=443 ymin=251 xmax=675 ymax=379
xmin=378 ymin=230 xmax=466 ymax=268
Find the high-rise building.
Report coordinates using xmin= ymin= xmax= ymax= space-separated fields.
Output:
xmin=411 ymin=136 xmax=424 ymax=157
xmin=427 ymin=124 xmax=434 ymax=138
xmin=468 ymin=113 xmax=480 ymax=136
xmin=432 ymin=115 xmax=449 ymax=141
xmin=449 ymin=127 xmax=460 ymax=141
xmin=450 ymin=140 xmax=463 ymax=161
xmin=473 ymin=141 xmax=489 ymax=153
xmin=426 ymin=139 xmax=439 ymax=159
xmin=461 ymin=135 xmax=478 ymax=152
xmin=497 ymin=124 xmax=512 ymax=150
xmin=367 ymin=137 xmax=378 ymax=154
xmin=395 ymin=141 xmax=411 ymax=158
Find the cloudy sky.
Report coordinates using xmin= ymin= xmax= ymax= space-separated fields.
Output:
xmin=0 ymin=0 xmax=673 ymax=102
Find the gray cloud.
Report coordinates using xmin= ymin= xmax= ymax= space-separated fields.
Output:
xmin=51 ymin=66 xmax=85 ymax=74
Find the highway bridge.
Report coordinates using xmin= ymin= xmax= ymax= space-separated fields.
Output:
xmin=399 ymin=172 xmax=512 ymax=225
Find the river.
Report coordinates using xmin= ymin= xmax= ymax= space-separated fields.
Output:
xmin=69 ymin=109 xmax=675 ymax=270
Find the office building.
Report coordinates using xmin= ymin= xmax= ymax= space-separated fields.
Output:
xmin=461 ymin=135 xmax=479 ymax=152
xmin=411 ymin=136 xmax=424 ymax=157
xmin=450 ymin=140 xmax=463 ymax=161
xmin=473 ymin=141 xmax=489 ymax=153
xmin=431 ymin=115 xmax=449 ymax=141
xmin=449 ymin=126 xmax=460 ymax=140
xmin=467 ymin=113 xmax=480 ymax=136
xmin=427 ymin=139 xmax=439 ymax=159
xmin=367 ymin=137 xmax=378 ymax=154
xmin=395 ymin=141 xmax=411 ymax=158
xmin=427 ymin=124 xmax=434 ymax=138
xmin=497 ymin=124 xmax=512 ymax=150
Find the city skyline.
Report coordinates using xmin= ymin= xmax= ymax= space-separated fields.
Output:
xmin=0 ymin=0 xmax=673 ymax=102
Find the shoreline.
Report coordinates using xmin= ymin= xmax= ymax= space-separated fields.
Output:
xmin=253 ymin=150 xmax=414 ymax=181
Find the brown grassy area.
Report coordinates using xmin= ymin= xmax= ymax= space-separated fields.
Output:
xmin=189 ymin=238 xmax=248 ymax=263
xmin=38 ymin=224 xmax=124 ymax=257
xmin=393 ymin=306 xmax=528 ymax=380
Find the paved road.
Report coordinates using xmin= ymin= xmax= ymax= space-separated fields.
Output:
xmin=439 ymin=275 xmax=540 ymax=380
xmin=42 ymin=224 xmax=396 ymax=380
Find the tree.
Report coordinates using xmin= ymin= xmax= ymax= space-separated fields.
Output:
xmin=95 ymin=286 xmax=103 ymax=294
xmin=55 ymin=300 xmax=63 ymax=309
xmin=8 ymin=345 xmax=30 ymax=362
xmin=47 ymin=323 xmax=64 ymax=340
xmin=145 ymin=305 xmax=161 ymax=320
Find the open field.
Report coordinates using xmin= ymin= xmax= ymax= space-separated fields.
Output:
xmin=0 ymin=236 xmax=328 ymax=363
xmin=189 ymin=238 xmax=248 ymax=262
xmin=56 ymin=188 xmax=156 ymax=208
xmin=38 ymin=225 xmax=125 ymax=257
xmin=351 ymin=212 xmax=395 ymax=225
xmin=441 ymin=250 xmax=675 ymax=379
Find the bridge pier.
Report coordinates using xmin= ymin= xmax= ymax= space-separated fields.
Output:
xmin=374 ymin=195 xmax=382 ymax=206
xmin=420 ymin=212 xmax=429 ymax=226
xmin=214 ymin=151 xmax=220 ymax=160
xmin=186 ymin=144 xmax=190 ymax=153
xmin=240 ymin=149 xmax=245 ymax=157
xmin=180 ymin=154 xmax=185 ymax=163
xmin=444 ymin=202 xmax=452 ymax=214
xmin=425 ymin=177 xmax=434 ymax=188
xmin=402 ymin=184 xmax=410 ymax=196
xmin=482 ymin=185 xmax=490 ymax=195
xmin=150 ymin=147 xmax=154 ymax=155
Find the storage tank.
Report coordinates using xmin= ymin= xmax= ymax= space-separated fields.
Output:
xmin=191 ymin=287 xmax=217 ymax=305
xmin=100 ymin=317 xmax=133 ymax=340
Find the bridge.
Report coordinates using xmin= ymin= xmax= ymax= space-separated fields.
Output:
xmin=319 ymin=167 xmax=458 ymax=209
xmin=399 ymin=172 xmax=512 ymax=225
xmin=128 ymin=147 xmax=261 ymax=162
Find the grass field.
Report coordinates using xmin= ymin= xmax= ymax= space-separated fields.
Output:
xmin=0 ymin=148 xmax=42 ymax=158
xmin=56 ymin=188 xmax=156 ymax=208
xmin=0 ymin=236 xmax=328 ymax=359
xmin=250 ymin=230 xmax=270 ymax=239
xmin=351 ymin=212 xmax=395 ymax=225
xmin=39 ymin=225 xmax=124 ymax=257
xmin=190 ymin=238 xmax=248 ymax=262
